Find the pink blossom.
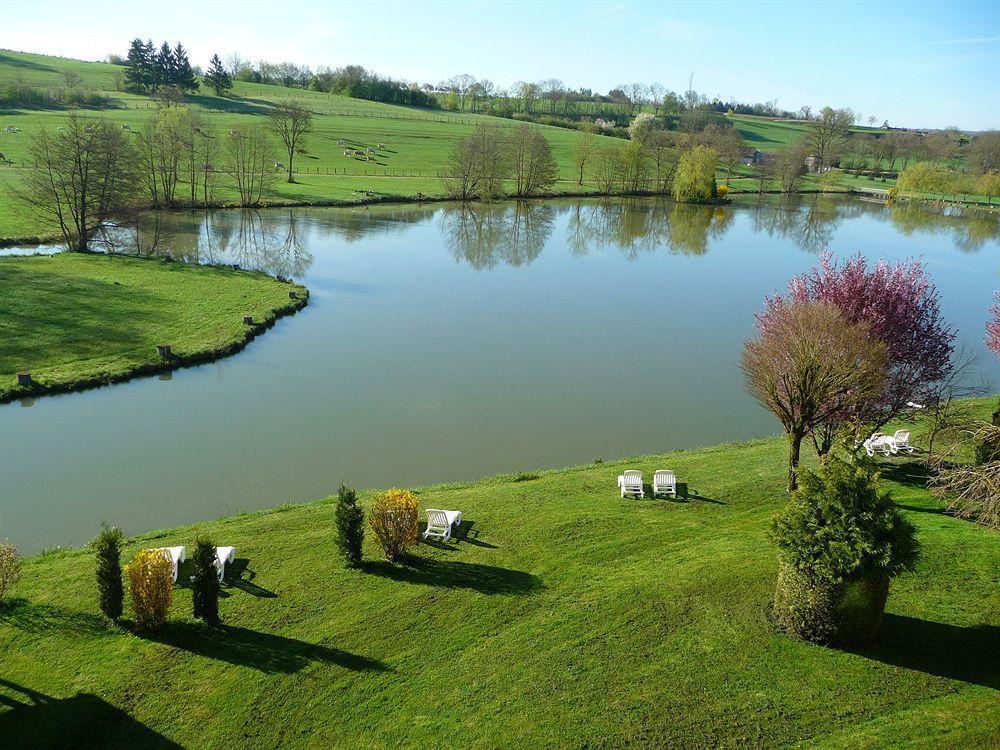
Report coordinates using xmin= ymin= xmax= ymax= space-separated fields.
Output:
xmin=988 ymin=291 xmax=1000 ymax=358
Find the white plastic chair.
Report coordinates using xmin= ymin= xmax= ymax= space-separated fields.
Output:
xmin=423 ymin=509 xmax=462 ymax=541
xmin=864 ymin=433 xmax=893 ymax=457
xmin=214 ymin=546 xmax=236 ymax=582
xmin=653 ymin=470 xmax=677 ymax=498
xmin=618 ymin=470 xmax=643 ymax=498
xmin=151 ymin=546 xmax=186 ymax=583
xmin=889 ymin=429 xmax=915 ymax=454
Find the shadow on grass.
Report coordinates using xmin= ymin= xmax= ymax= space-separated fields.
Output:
xmin=638 ymin=482 xmax=726 ymax=504
xmin=184 ymin=93 xmax=273 ymax=115
xmin=141 ymin=622 xmax=390 ymax=675
xmin=361 ymin=557 xmax=541 ymax=595
xmin=417 ymin=520 xmax=499 ymax=551
xmin=0 ymin=598 xmax=110 ymax=638
xmin=852 ymin=615 xmax=999 ymax=689
xmin=0 ymin=679 xmax=181 ymax=749
xmin=225 ymin=558 xmax=278 ymax=598
xmin=880 ymin=461 xmax=933 ymax=489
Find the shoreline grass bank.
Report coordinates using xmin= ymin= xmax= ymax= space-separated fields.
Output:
xmin=0 ymin=252 xmax=308 ymax=403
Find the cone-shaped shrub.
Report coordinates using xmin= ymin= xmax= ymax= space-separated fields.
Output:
xmin=93 ymin=523 xmax=125 ymax=622
xmin=0 ymin=539 xmax=22 ymax=602
xmin=770 ymin=450 xmax=918 ymax=645
xmin=369 ymin=488 xmax=418 ymax=562
xmin=191 ymin=538 xmax=220 ymax=626
xmin=335 ymin=483 xmax=364 ymax=567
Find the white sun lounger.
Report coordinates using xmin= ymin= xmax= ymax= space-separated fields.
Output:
xmin=864 ymin=433 xmax=893 ymax=457
xmin=618 ymin=470 xmax=643 ymax=498
xmin=888 ymin=429 xmax=915 ymax=454
xmin=214 ymin=546 xmax=236 ymax=582
xmin=653 ymin=470 xmax=677 ymax=498
xmin=151 ymin=546 xmax=186 ymax=583
xmin=423 ymin=509 xmax=462 ymax=541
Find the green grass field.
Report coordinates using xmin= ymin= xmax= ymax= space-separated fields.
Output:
xmin=0 ymin=252 xmax=307 ymax=401
xmin=0 ymin=400 xmax=997 ymax=748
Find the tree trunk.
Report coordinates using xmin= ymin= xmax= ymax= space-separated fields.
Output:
xmin=287 ymin=147 xmax=294 ymax=183
xmin=788 ymin=431 xmax=803 ymax=492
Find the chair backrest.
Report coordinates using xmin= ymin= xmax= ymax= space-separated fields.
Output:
xmin=426 ymin=509 xmax=448 ymax=528
xmin=894 ymin=429 xmax=911 ymax=442
xmin=654 ymin=470 xmax=675 ymax=482
xmin=623 ymin=470 xmax=642 ymax=486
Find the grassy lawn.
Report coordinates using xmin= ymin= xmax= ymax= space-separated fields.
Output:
xmin=0 ymin=401 xmax=997 ymax=748
xmin=0 ymin=252 xmax=307 ymax=401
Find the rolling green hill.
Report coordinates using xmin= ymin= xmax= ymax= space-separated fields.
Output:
xmin=0 ymin=402 xmax=997 ymax=748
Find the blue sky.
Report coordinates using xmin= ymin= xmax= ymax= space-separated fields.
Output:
xmin=2 ymin=0 xmax=997 ymax=129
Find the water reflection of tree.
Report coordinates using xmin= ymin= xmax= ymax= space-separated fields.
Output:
xmin=747 ymin=196 xmax=841 ymax=254
xmin=888 ymin=202 xmax=999 ymax=253
xmin=441 ymin=201 xmax=555 ymax=269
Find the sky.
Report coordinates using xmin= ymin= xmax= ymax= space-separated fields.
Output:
xmin=2 ymin=0 xmax=998 ymax=130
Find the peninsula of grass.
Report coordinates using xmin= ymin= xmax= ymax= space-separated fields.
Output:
xmin=1 ymin=402 xmax=997 ymax=748
xmin=0 ymin=252 xmax=308 ymax=402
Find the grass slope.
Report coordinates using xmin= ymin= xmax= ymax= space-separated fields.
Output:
xmin=0 ymin=407 xmax=997 ymax=748
xmin=0 ymin=252 xmax=307 ymax=401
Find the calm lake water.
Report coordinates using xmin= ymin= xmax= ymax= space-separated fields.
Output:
xmin=2 ymin=196 xmax=998 ymax=553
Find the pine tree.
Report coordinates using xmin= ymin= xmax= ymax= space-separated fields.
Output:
xmin=153 ymin=42 xmax=175 ymax=90
xmin=93 ymin=522 xmax=125 ymax=622
xmin=191 ymin=538 xmax=220 ymax=626
xmin=335 ymin=483 xmax=365 ymax=566
xmin=123 ymin=38 xmax=151 ymax=93
xmin=204 ymin=54 xmax=232 ymax=96
xmin=172 ymin=43 xmax=199 ymax=92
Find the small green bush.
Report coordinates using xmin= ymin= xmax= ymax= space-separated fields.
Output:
xmin=770 ymin=451 xmax=918 ymax=645
xmin=0 ymin=539 xmax=23 ymax=602
xmin=335 ymin=484 xmax=365 ymax=567
xmin=93 ymin=523 xmax=125 ymax=622
xmin=191 ymin=538 xmax=220 ymax=626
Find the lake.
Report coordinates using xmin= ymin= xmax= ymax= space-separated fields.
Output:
xmin=2 ymin=196 xmax=998 ymax=553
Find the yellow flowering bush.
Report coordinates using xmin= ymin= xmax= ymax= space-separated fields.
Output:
xmin=125 ymin=549 xmax=173 ymax=629
xmin=716 ymin=184 xmax=729 ymax=198
xmin=369 ymin=489 xmax=419 ymax=562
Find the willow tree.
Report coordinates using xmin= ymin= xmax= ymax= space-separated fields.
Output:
xmin=672 ymin=145 xmax=717 ymax=203
xmin=741 ymin=300 xmax=887 ymax=491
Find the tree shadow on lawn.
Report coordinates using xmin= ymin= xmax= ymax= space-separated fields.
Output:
xmin=852 ymin=615 xmax=999 ymax=689
xmin=361 ymin=557 xmax=541 ymax=595
xmin=142 ymin=622 xmax=391 ymax=675
xmin=184 ymin=93 xmax=273 ymax=115
xmin=175 ymin=558 xmax=278 ymax=599
xmin=0 ymin=598 xmax=111 ymax=638
xmin=0 ymin=680 xmax=181 ymax=749
xmin=880 ymin=461 xmax=933 ymax=490
xmin=0 ymin=52 xmax=57 ymax=72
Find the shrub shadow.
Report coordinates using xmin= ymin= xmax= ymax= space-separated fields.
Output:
xmin=851 ymin=614 xmax=999 ymax=689
xmin=0 ymin=598 xmax=110 ymax=638
xmin=880 ymin=461 xmax=933 ymax=489
xmin=0 ymin=680 xmax=181 ymax=749
xmin=361 ymin=557 xmax=541 ymax=595
xmin=141 ymin=622 xmax=390 ymax=675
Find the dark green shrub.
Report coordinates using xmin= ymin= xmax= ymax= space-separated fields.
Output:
xmin=93 ymin=523 xmax=124 ymax=622
xmin=191 ymin=538 xmax=220 ymax=626
xmin=770 ymin=451 xmax=918 ymax=645
xmin=335 ymin=484 xmax=364 ymax=567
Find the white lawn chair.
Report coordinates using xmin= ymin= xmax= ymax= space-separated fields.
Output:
xmin=888 ymin=429 xmax=915 ymax=454
xmin=151 ymin=546 xmax=186 ymax=583
xmin=214 ymin=546 xmax=236 ymax=582
xmin=863 ymin=433 xmax=893 ymax=457
xmin=618 ymin=470 xmax=644 ymax=498
xmin=653 ymin=470 xmax=677 ymax=498
xmin=423 ymin=509 xmax=462 ymax=541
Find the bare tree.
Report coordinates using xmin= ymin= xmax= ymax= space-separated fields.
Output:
xmin=269 ymin=102 xmax=312 ymax=183
xmin=741 ymin=301 xmax=888 ymax=490
xmin=13 ymin=114 xmax=139 ymax=251
xmin=574 ymin=130 xmax=599 ymax=185
xmin=443 ymin=123 xmax=509 ymax=200
xmin=227 ymin=125 xmax=274 ymax=204
xmin=808 ymin=107 xmax=854 ymax=169
xmin=508 ymin=125 xmax=558 ymax=197
xmin=643 ymin=130 xmax=678 ymax=193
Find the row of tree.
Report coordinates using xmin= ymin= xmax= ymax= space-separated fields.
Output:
xmin=123 ymin=39 xmax=198 ymax=94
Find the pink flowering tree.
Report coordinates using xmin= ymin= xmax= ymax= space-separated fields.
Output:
xmin=759 ymin=252 xmax=955 ymax=456
xmin=988 ymin=292 xmax=1000 ymax=358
